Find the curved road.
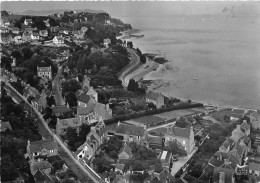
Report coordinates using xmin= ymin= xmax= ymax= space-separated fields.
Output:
xmin=5 ymin=83 xmax=103 ymax=183
xmin=119 ymin=48 xmax=141 ymax=87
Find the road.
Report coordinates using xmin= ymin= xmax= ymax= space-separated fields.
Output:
xmin=52 ymin=65 xmax=66 ymax=106
xmin=118 ymin=48 xmax=141 ymax=87
xmin=5 ymin=83 xmax=103 ymax=183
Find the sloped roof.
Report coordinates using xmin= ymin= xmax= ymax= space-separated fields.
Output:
xmin=172 ymin=127 xmax=190 ymax=138
xmin=214 ymin=151 xmax=229 ymax=159
xmin=119 ymin=143 xmax=132 ymax=157
xmin=212 ymin=167 xmax=234 ymax=183
xmin=33 ymin=170 xmax=45 ymax=181
xmin=77 ymin=105 xmax=95 ymax=115
xmin=146 ymin=91 xmax=161 ymax=100
xmin=58 ymin=117 xmax=82 ymax=128
xmin=158 ymin=169 xmax=174 ymax=182
xmin=31 ymin=161 xmax=52 ymax=172
xmin=47 ymin=155 xmax=63 ymax=164
xmin=221 ymin=138 xmax=234 ymax=149
xmin=230 ymin=127 xmax=245 ymax=143
xmin=77 ymin=93 xmax=91 ymax=104
xmin=208 ymin=156 xmax=223 ymax=167
xmin=148 ymin=136 xmax=163 ymax=145
xmin=116 ymin=123 xmax=145 ymax=137
xmin=29 ymin=139 xmax=58 ymax=153
xmin=37 ymin=66 xmax=51 ymax=72
xmin=52 ymin=105 xmax=71 ymax=114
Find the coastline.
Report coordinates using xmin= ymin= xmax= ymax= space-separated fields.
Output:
xmin=118 ymin=30 xmax=258 ymax=111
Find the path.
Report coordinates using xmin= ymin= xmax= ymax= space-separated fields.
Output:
xmin=52 ymin=65 xmax=66 ymax=106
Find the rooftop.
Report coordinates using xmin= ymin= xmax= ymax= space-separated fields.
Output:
xmin=172 ymin=126 xmax=191 ymax=138
xmin=52 ymin=105 xmax=72 ymax=115
xmin=31 ymin=161 xmax=52 ymax=172
xmin=29 ymin=139 xmax=58 ymax=154
xmin=37 ymin=66 xmax=51 ymax=72
xmin=116 ymin=122 xmax=145 ymax=137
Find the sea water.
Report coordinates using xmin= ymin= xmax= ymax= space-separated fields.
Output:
xmin=120 ymin=14 xmax=260 ymax=109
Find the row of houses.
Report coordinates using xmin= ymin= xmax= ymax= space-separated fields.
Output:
xmin=198 ymin=119 xmax=259 ymax=183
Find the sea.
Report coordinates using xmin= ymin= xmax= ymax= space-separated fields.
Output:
xmin=119 ymin=14 xmax=260 ymax=109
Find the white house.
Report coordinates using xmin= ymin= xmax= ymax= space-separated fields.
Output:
xmin=37 ymin=66 xmax=52 ymax=80
xmin=53 ymin=36 xmax=64 ymax=45
xmin=24 ymin=19 xmax=32 ymax=26
xmin=13 ymin=35 xmax=24 ymax=44
xmin=103 ymin=38 xmax=111 ymax=48
xmin=31 ymin=32 xmax=40 ymax=40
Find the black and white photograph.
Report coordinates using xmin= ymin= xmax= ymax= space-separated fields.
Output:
xmin=1 ymin=1 xmax=260 ymax=183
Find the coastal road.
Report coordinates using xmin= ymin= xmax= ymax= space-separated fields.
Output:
xmin=52 ymin=65 xmax=66 ymax=106
xmin=4 ymin=83 xmax=103 ymax=183
xmin=119 ymin=48 xmax=141 ymax=87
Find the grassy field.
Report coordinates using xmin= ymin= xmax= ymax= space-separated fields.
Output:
xmin=210 ymin=109 xmax=232 ymax=123
xmin=154 ymin=108 xmax=205 ymax=120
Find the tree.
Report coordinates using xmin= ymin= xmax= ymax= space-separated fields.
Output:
xmin=175 ymin=116 xmax=191 ymax=128
xmin=127 ymin=41 xmax=133 ymax=48
xmin=61 ymin=79 xmax=82 ymax=94
xmin=1 ymin=56 xmax=12 ymax=71
xmin=189 ymin=164 xmax=203 ymax=178
xmin=22 ymin=47 xmax=33 ymax=60
xmin=140 ymin=55 xmax=146 ymax=64
xmin=63 ymin=127 xmax=78 ymax=151
xmin=65 ymin=92 xmax=77 ymax=107
xmin=164 ymin=140 xmax=187 ymax=157
xmin=147 ymin=102 xmax=157 ymax=110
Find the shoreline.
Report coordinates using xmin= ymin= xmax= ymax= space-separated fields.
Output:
xmin=118 ymin=30 xmax=258 ymax=111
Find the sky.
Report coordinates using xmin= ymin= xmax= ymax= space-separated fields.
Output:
xmin=1 ymin=1 xmax=260 ymax=17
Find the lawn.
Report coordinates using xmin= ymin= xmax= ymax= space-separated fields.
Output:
xmin=210 ymin=109 xmax=232 ymax=123
xmin=132 ymin=115 xmax=166 ymax=126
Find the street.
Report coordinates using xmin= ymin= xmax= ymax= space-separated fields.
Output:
xmin=52 ymin=65 xmax=66 ymax=106
xmin=118 ymin=48 xmax=141 ymax=87
xmin=5 ymin=83 xmax=103 ymax=183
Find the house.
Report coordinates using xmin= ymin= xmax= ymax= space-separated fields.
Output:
xmin=159 ymin=151 xmax=172 ymax=170
xmin=219 ymin=138 xmax=235 ymax=153
xmin=146 ymin=91 xmax=164 ymax=109
xmin=43 ymin=19 xmax=50 ymax=27
xmin=86 ymin=87 xmax=98 ymax=101
xmin=37 ymin=66 xmax=52 ymax=80
xmin=33 ymin=169 xmax=53 ymax=183
xmin=39 ymin=30 xmax=48 ymax=37
xmin=56 ymin=117 xmax=82 ymax=135
xmin=13 ymin=35 xmax=24 ymax=44
xmin=76 ymin=141 xmax=94 ymax=161
xmin=230 ymin=108 xmax=245 ymax=121
xmin=103 ymin=38 xmax=111 ymax=48
xmin=151 ymin=169 xmax=175 ymax=183
xmin=22 ymin=32 xmax=32 ymax=42
xmin=94 ymin=103 xmax=112 ymax=121
xmin=1 ymin=34 xmax=13 ymax=44
xmin=148 ymin=135 xmax=164 ymax=152
xmin=52 ymin=36 xmax=64 ymax=45
xmin=30 ymin=160 xmax=52 ymax=176
xmin=31 ymin=31 xmax=40 ymax=40
xmin=0 ymin=121 xmax=13 ymax=132
xmin=23 ymin=27 xmax=34 ymax=33
xmin=114 ymin=122 xmax=147 ymax=145
xmin=254 ymin=135 xmax=260 ymax=153
xmin=27 ymin=139 xmax=58 ymax=160
xmin=51 ymin=106 xmax=72 ymax=117
xmin=76 ymin=119 xmax=106 ymax=160
xmin=12 ymin=27 xmax=20 ymax=34
xmin=117 ymin=143 xmax=132 ymax=164
xmin=47 ymin=155 xmax=67 ymax=173
xmin=31 ymin=90 xmax=47 ymax=113
xmin=77 ymin=93 xmax=96 ymax=108
xmin=212 ymin=167 xmax=235 ymax=183
xmin=230 ymin=124 xmax=247 ymax=143
xmin=250 ymin=110 xmax=260 ymax=130
xmin=165 ymin=125 xmax=195 ymax=154
xmin=0 ymin=27 xmax=9 ymax=33
xmin=24 ymin=19 xmax=33 ymax=25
